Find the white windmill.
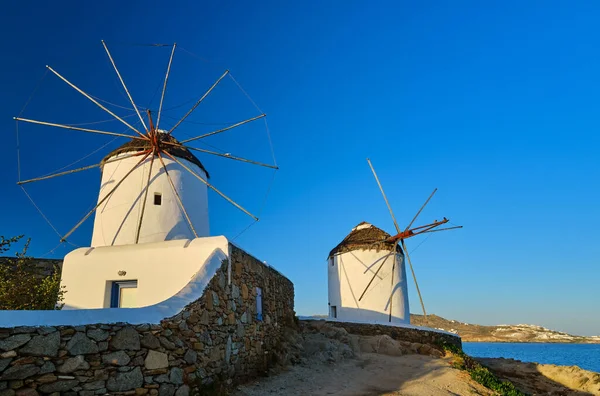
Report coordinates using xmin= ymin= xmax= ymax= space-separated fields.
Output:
xmin=14 ymin=41 xmax=277 ymax=309
xmin=327 ymin=158 xmax=461 ymax=325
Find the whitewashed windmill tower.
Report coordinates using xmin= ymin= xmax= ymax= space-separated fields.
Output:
xmin=14 ymin=41 xmax=277 ymax=309
xmin=327 ymin=158 xmax=461 ymax=325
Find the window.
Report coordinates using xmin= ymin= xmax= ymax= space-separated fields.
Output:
xmin=330 ymin=305 xmax=337 ymax=319
xmin=154 ymin=193 xmax=162 ymax=205
xmin=329 ymin=258 xmax=334 ymax=266
xmin=110 ymin=281 xmax=138 ymax=308
xmin=256 ymin=287 xmax=263 ymax=321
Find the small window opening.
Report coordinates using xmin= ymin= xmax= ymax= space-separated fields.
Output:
xmin=256 ymin=287 xmax=263 ymax=321
xmin=330 ymin=305 xmax=337 ymax=319
xmin=154 ymin=193 xmax=162 ymax=205
xmin=110 ymin=280 xmax=138 ymax=308
xmin=330 ymin=258 xmax=334 ymax=266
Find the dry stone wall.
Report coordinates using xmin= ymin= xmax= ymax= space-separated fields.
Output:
xmin=330 ymin=321 xmax=462 ymax=349
xmin=0 ymin=244 xmax=295 ymax=395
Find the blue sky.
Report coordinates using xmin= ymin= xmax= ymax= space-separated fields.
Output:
xmin=1 ymin=1 xmax=599 ymax=335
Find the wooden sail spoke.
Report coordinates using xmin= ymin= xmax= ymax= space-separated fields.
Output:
xmin=134 ymin=151 xmax=156 ymax=243
xmin=405 ymin=188 xmax=437 ymax=232
xmin=418 ymin=225 xmax=463 ymax=234
xmin=156 ymin=43 xmax=176 ymax=131
xmin=168 ymin=70 xmax=230 ymax=136
xmin=358 ymin=252 xmax=394 ymax=302
xmin=402 ymin=239 xmax=426 ymax=317
xmin=367 ymin=158 xmax=401 ymax=233
xmin=161 ymin=141 xmax=278 ymax=169
xmin=17 ymin=150 xmax=148 ymax=185
xmin=45 ymin=65 xmax=147 ymax=139
xmin=101 ymin=40 xmax=148 ymax=131
xmin=162 ymin=151 xmax=258 ymax=221
xmin=14 ymin=117 xmax=145 ymax=140
xmin=179 ymin=114 xmax=266 ymax=144
xmin=388 ymin=241 xmax=399 ymax=322
xmin=61 ymin=151 xmax=151 ymax=242
xmin=156 ymin=152 xmax=198 ymax=238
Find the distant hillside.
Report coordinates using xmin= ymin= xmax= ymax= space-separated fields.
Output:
xmin=411 ymin=314 xmax=600 ymax=343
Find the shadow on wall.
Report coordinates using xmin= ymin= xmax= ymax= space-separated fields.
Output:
xmin=0 ymin=248 xmax=227 ymax=327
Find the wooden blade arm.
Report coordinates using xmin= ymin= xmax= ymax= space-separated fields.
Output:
xmin=162 ymin=151 xmax=258 ymax=221
xmin=61 ymin=150 xmax=151 ymax=242
xmin=179 ymin=114 xmax=266 ymax=143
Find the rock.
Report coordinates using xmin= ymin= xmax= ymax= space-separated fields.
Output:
xmin=37 ymin=327 xmax=56 ymax=335
xmin=169 ymin=367 xmax=184 ymax=385
xmin=38 ymin=361 xmax=55 ymax=374
xmin=135 ymin=388 xmax=149 ymax=395
xmin=106 ymin=367 xmax=143 ymax=392
xmin=241 ymin=283 xmax=248 ymax=299
xmin=66 ymin=333 xmax=98 ymax=355
xmin=19 ymin=332 xmax=59 ymax=357
xmin=0 ymin=336 xmax=30 ymax=352
xmin=0 ymin=390 xmax=14 ymax=396
xmin=0 ymin=352 xmax=16 ymax=359
xmin=158 ymin=383 xmax=175 ymax=396
xmin=38 ymin=380 xmax=79 ymax=393
xmin=102 ymin=351 xmax=131 ymax=366
xmin=36 ymin=374 xmax=57 ymax=383
xmin=82 ymin=380 xmax=105 ymax=390
xmin=199 ymin=311 xmax=209 ymax=325
xmin=174 ymin=385 xmax=190 ymax=396
xmin=0 ymin=365 xmax=39 ymax=380
xmin=153 ymin=374 xmax=169 ymax=383
xmin=87 ymin=329 xmax=109 ymax=342
xmin=183 ymin=349 xmax=197 ymax=364
xmin=0 ymin=359 xmax=11 ymax=373
xmin=15 ymin=389 xmax=37 ymax=396
xmin=110 ymin=327 xmax=140 ymax=351
xmin=145 ymin=351 xmax=168 ymax=370
xmin=159 ymin=337 xmax=175 ymax=350
xmin=140 ymin=333 xmax=160 ymax=349
xmin=58 ymin=355 xmax=90 ymax=373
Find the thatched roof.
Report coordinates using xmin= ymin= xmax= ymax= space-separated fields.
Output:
xmin=328 ymin=222 xmax=403 ymax=258
xmin=101 ymin=133 xmax=209 ymax=178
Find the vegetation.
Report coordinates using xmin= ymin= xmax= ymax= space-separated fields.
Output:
xmin=0 ymin=235 xmax=65 ymax=310
xmin=439 ymin=342 xmax=527 ymax=396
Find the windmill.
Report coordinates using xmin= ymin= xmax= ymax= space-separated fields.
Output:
xmin=13 ymin=41 xmax=278 ymax=309
xmin=14 ymin=41 xmax=277 ymax=248
xmin=362 ymin=158 xmax=462 ymax=320
xmin=326 ymin=158 xmax=461 ymax=325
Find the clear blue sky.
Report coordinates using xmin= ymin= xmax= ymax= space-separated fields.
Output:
xmin=1 ymin=1 xmax=598 ymax=336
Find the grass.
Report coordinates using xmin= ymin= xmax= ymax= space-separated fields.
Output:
xmin=439 ymin=342 xmax=527 ymax=396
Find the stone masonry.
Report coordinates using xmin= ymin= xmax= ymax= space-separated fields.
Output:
xmin=0 ymin=244 xmax=295 ymax=395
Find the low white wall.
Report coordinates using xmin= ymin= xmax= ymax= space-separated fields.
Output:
xmin=328 ymin=249 xmax=410 ymax=324
xmin=0 ymin=246 xmax=227 ymax=327
xmin=61 ymin=236 xmax=229 ymax=309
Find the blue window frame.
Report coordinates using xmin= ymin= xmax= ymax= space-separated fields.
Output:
xmin=256 ymin=287 xmax=263 ymax=321
xmin=110 ymin=280 xmax=138 ymax=308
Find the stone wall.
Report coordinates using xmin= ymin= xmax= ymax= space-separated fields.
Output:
xmin=0 ymin=258 xmax=63 ymax=278
xmin=329 ymin=321 xmax=462 ymax=349
xmin=0 ymin=244 xmax=295 ymax=395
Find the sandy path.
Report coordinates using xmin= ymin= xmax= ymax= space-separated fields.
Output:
xmin=235 ymin=353 xmax=494 ymax=396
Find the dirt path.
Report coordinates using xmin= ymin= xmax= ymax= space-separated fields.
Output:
xmin=235 ymin=353 xmax=494 ymax=396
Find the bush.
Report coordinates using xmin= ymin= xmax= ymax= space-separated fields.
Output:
xmin=438 ymin=341 xmax=527 ymax=396
xmin=0 ymin=235 xmax=65 ymax=310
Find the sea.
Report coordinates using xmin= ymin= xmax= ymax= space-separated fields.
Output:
xmin=463 ymin=342 xmax=600 ymax=374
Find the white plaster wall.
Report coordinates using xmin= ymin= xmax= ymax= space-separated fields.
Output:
xmin=60 ymin=237 xmax=229 ymax=309
xmin=328 ymin=249 xmax=410 ymax=324
xmin=91 ymin=151 xmax=209 ymax=247
xmin=0 ymin=245 xmax=227 ymax=327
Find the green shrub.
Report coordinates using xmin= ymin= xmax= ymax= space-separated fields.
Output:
xmin=0 ymin=235 xmax=65 ymax=310
xmin=438 ymin=341 xmax=527 ymax=396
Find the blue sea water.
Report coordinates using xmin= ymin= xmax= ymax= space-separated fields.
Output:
xmin=463 ymin=342 xmax=600 ymax=374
